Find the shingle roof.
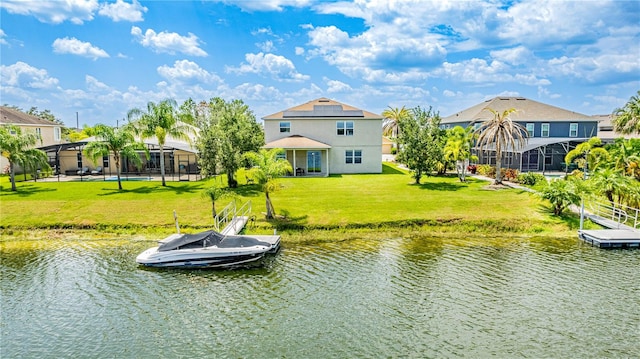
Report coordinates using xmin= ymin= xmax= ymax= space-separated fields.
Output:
xmin=0 ymin=106 xmax=60 ymax=126
xmin=442 ymin=97 xmax=593 ymax=124
xmin=263 ymin=98 xmax=382 ymax=120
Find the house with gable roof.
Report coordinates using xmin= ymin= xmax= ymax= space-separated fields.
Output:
xmin=1 ymin=106 xmax=64 ymax=172
xmin=262 ymin=98 xmax=383 ymax=176
xmin=441 ymin=97 xmax=599 ymax=172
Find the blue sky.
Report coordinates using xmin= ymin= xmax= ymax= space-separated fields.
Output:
xmin=1 ymin=0 xmax=639 ymax=128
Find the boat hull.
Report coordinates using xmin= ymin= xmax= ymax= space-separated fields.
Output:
xmin=136 ymin=245 xmax=270 ymax=268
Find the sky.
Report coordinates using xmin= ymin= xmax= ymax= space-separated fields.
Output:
xmin=1 ymin=0 xmax=639 ymax=128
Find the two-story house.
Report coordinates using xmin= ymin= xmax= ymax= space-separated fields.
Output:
xmin=263 ymin=98 xmax=383 ymax=176
xmin=441 ymin=97 xmax=598 ymax=172
xmin=1 ymin=106 xmax=64 ymax=172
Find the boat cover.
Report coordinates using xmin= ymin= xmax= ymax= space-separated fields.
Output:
xmin=158 ymin=230 xmax=271 ymax=252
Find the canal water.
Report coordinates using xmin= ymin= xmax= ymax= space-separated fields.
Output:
xmin=1 ymin=236 xmax=639 ymax=358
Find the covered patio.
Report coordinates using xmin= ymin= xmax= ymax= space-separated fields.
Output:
xmin=473 ymin=137 xmax=589 ymax=173
xmin=263 ymin=135 xmax=331 ymax=177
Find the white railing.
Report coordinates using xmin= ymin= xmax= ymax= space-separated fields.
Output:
xmin=215 ymin=200 xmax=252 ymax=232
xmin=587 ymin=201 xmax=639 ymax=229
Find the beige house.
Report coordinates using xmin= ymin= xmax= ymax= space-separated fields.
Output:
xmin=1 ymin=106 xmax=63 ymax=171
xmin=263 ymin=98 xmax=383 ymax=176
xmin=593 ymin=114 xmax=640 ymax=142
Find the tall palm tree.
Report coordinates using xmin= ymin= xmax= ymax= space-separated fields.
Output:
xmin=0 ymin=125 xmax=50 ymax=191
xmin=127 ymin=99 xmax=195 ymax=186
xmin=473 ymin=107 xmax=528 ymax=185
xmin=444 ymin=126 xmax=478 ymax=182
xmin=382 ymin=106 xmax=410 ymax=138
xmin=83 ymin=124 xmax=149 ymax=190
xmin=244 ymin=148 xmax=293 ymax=219
xmin=613 ymin=90 xmax=640 ymax=135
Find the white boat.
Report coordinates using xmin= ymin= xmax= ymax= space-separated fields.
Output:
xmin=136 ymin=230 xmax=281 ymax=268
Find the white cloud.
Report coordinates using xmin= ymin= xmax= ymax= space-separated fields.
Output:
xmin=98 ymin=0 xmax=147 ymax=22
xmin=1 ymin=61 xmax=60 ymax=89
xmin=257 ymin=40 xmax=276 ymax=52
xmin=131 ymin=26 xmax=207 ymax=57
xmin=324 ymin=78 xmax=352 ymax=93
xmin=227 ymin=52 xmax=310 ymax=82
xmin=295 ymin=47 xmax=305 ymax=55
xmin=0 ymin=0 xmax=98 ymax=24
xmin=157 ymin=60 xmax=222 ymax=84
xmin=52 ymin=37 xmax=109 ymax=60
xmin=223 ymin=0 xmax=312 ymax=12
xmin=0 ymin=30 xmax=7 ymax=45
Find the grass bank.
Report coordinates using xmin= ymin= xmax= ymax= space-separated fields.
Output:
xmin=0 ymin=164 xmax=588 ymax=242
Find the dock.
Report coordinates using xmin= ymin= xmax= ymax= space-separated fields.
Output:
xmin=579 ymin=229 xmax=640 ymax=248
xmin=217 ymin=201 xmax=281 ymax=252
xmin=578 ymin=201 xmax=640 ymax=249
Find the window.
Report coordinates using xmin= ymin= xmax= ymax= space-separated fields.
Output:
xmin=541 ymin=123 xmax=550 ymax=137
xmin=54 ymin=127 xmax=61 ymax=141
xmin=569 ymin=123 xmax=578 ymax=137
xmin=526 ymin=123 xmax=535 ymax=137
xmin=279 ymin=122 xmax=290 ymax=133
xmin=102 ymin=155 xmax=109 ymax=168
xmin=337 ymin=121 xmax=354 ymax=136
xmin=473 ymin=123 xmax=482 ymax=131
xmin=345 ymin=150 xmax=362 ymax=164
xmin=77 ymin=152 xmax=83 ymax=169
xmin=276 ymin=152 xmax=286 ymax=160
xmin=35 ymin=128 xmax=42 ymax=137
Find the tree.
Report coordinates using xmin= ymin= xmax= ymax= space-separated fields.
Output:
xmin=613 ymin=90 xmax=640 ymax=135
xmin=382 ymin=106 xmax=410 ymax=138
xmin=444 ymin=126 xmax=478 ymax=182
xmin=83 ymin=124 xmax=149 ymax=190
xmin=589 ymin=167 xmax=628 ymax=206
xmin=201 ymin=182 xmax=234 ymax=226
xmin=195 ymin=98 xmax=264 ymax=188
xmin=538 ymin=178 xmax=582 ymax=215
xmin=564 ymin=137 xmax=609 ymax=174
xmin=606 ymin=138 xmax=640 ymax=179
xmin=0 ymin=125 xmax=50 ymax=191
xmin=474 ymin=107 xmax=528 ymax=185
xmin=396 ymin=106 xmax=445 ymax=184
xmin=244 ymin=148 xmax=293 ymax=219
xmin=127 ymin=99 xmax=195 ymax=186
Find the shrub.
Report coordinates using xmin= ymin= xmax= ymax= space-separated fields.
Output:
xmin=517 ymin=172 xmax=546 ymax=186
xmin=538 ymin=179 xmax=581 ymax=215
xmin=476 ymin=164 xmax=492 ymax=176
xmin=467 ymin=164 xmax=477 ymax=174
xmin=504 ymin=168 xmax=519 ymax=181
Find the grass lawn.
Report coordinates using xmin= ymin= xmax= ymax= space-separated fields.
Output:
xmin=0 ymin=163 xmax=586 ymax=241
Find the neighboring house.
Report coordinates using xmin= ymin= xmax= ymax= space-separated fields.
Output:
xmin=0 ymin=106 xmax=63 ymax=172
xmin=441 ymin=97 xmax=598 ymax=172
xmin=39 ymin=134 xmax=200 ymax=180
xmin=262 ymin=98 xmax=383 ymax=176
xmin=593 ymin=114 xmax=640 ymax=143
xmin=382 ymin=136 xmax=394 ymax=155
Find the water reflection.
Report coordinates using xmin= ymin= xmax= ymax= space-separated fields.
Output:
xmin=1 ymin=237 xmax=639 ymax=358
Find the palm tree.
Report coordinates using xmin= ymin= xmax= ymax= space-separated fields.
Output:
xmin=0 ymin=125 xmax=50 ymax=191
xmin=473 ymin=107 xmax=528 ymax=185
xmin=589 ymin=167 xmax=628 ymax=206
xmin=127 ymin=99 xmax=195 ymax=186
xmin=613 ymin=90 xmax=640 ymax=135
xmin=443 ymin=126 xmax=477 ymax=182
xmin=201 ymin=182 xmax=233 ymax=227
xmin=244 ymin=148 xmax=293 ymax=219
xmin=382 ymin=106 xmax=410 ymax=138
xmin=83 ymin=124 xmax=149 ymax=190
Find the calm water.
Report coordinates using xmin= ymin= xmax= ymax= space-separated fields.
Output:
xmin=1 ymin=236 xmax=639 ymax=358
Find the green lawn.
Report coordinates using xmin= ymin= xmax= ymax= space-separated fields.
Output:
xmin=0 ymin=163 xmax=583 ymax=240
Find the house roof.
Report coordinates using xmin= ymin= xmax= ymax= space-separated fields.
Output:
xmin=263 ymin=135 xmax=331 ymax=149
xmin=0 ymin=106 xmax=60 ymax=126
xmin=593 ymin=114 xmax=640 ymax=139
xmin=442 ymin=97 xmax=593 ymax=124
xmin=262 ymin=98 xmax=382 ymax=120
